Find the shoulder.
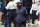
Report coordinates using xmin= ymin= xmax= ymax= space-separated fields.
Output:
xmin=22 ymin=6 xmax=26 ymax=10
xmin=22 ymin=6 xmax=26 ymax=9
xmin=7 ymin=1 xmax=14 ymax=6
xmin=8 ymin=1 xmax=13 ymax=4
xmin=21 ymin=6 xmax=26 ymax=11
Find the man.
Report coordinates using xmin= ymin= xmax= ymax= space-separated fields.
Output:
xmin=1 ymin=0 xmax=7 ymax=27
xmin=5 ymin=0 xmax=21 ymax=27
xmin=14 ymin=2 xmax=30 ymax=27
xmin=2 ymin=4 xmax=7 ymax=27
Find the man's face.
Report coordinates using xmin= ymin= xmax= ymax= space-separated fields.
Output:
xmin=17 ymin=3 xmax=23 ymax=7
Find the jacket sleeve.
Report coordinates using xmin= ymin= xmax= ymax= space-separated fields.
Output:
xmin=24 ymin=8 xmax=30 ymax=23
xmin=5 ymin=2 xmax=10 ymax=9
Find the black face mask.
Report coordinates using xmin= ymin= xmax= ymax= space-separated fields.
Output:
xmin=17 ymin=6 xmax=22 ymax=8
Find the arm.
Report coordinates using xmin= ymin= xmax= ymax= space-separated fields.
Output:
xmin=30 ymin=4 xmax=34 ymax=14
xmin=25 ymin=9 xmax=30 ymax=23
xmin=36 ymin=10 xmax=39 ymax=16
xmin=36 ymin=4 xmax=40 ymax=15
xmin=30 ymin=7 xmax=32 ymax=14
xmin=5 ymin=2 xmax=11 ymax=9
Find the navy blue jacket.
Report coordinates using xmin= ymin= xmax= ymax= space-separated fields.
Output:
xmin=15 ymin=6 xmax=28 ymax=23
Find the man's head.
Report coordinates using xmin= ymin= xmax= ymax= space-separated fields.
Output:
xmin=16 ymin=2 xmax=23 ymax=7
